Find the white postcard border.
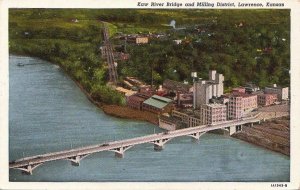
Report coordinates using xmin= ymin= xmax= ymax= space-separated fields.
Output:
xmin=1 ymin=0 xmax=300 ymax=189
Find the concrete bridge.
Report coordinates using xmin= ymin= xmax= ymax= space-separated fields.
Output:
xmin=9 ymin=116 xmax=260 ymax=175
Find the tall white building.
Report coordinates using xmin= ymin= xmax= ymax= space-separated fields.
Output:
xmin=193 ymin=70 xmax=224 ymax=109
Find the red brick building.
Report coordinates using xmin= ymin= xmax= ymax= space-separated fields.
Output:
xmin=228 ymin=92 xmax=258 ymax=120
xmin=258 ymin=93 xmax=277 ymax=106
xmin=139 ymin=85 xmax=156 ymax=97
xmin=232 ymin=87 xmax=246 ymax=93
xmin=201 ymin=103 xmax=227 ymax=125
xmin=126 ymin=93 xmax=149 ymax=110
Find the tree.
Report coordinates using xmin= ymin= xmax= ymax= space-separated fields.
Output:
xmin=93 ymin=68 xmax=106 ymax=85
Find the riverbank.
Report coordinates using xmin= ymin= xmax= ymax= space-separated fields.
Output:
xmin=232 ymin=116 xmax=290 ymax=156
xmin=102 ymin=105 xmax=159 ymax=125
xmin=67 ymin=69 xmax=159 ymax=125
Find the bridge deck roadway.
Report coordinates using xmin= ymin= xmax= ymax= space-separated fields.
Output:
xmin=9 ymin=117 xmax=259 ymax=169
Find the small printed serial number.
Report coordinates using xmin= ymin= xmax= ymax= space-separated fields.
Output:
xmin=271 ymin=183 xmax=287 ymax=187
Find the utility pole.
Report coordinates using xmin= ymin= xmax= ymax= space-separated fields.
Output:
xmin=124 ymin=37 xmax=127 ymax=53
xmin=151 ymin=62 xmax=153 ymax=89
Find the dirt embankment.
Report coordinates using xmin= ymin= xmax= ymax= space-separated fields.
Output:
xmin=102 ymin=105 xmax=159 ymax=125
xmin=232 ymin=116 xmax=290 ymax=156
xmin=71 ymin=77 xmax=159 ymax=125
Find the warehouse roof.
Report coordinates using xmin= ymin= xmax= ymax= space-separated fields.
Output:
xmin=143 ymin=95 xmax=173 ymax=109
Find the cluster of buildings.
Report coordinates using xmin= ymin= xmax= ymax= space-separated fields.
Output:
xmin=123 ymin=77 xmax=174 ymax=114
xmin=114 ymin=33 xmax=167 ymax=45
xmin=126 ymin=93 xmax=173 ymax=114
xmin=124 ymin=70 xmax=289 ymax=131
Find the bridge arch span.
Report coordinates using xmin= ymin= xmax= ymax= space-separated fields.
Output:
xmin=12 ymin=162 xmax=44 ymax=175
xmin=65 ymin=154 xmax=91 ymax=166
xmin=108 ymin=145 xmax=133 ymax=158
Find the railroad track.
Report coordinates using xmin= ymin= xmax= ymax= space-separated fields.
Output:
xmin=102 ymin=23 xmax=118 ymax=83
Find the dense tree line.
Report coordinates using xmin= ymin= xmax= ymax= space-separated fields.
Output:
xmin=9 ymin=9 xmax=290 ymax=105
xmin=119 ymin=10 xmax=290 ymax=89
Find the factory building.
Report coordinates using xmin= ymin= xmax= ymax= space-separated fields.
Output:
xmin=158 ymin=115 xmax=183 ymax=131
xmin=201 ymin=103 xmax=227 ymax=125
xmin=126 ymin=93 xmax=149 ymax=110
xmin=232 ymin=87 xmax=246 ymax=94
xmin=257 ymin=93 xmax=278 ymax=106
xmin=162 ymin=79 xmax=193 ymax=108
xmin=228 ymin=93 xmax=258 ymax=120
xmin=228 ymin=96 xmax=243 ymax=120
xmin=172 ymin=110 xmax=202 ymax=127
xmin=264 ymin=84 xmax=289 ymax=101
xmin=193 ymin=70 xmax=224 ymax=109
xmin=142 ymin=95 xmax=173 ymax=114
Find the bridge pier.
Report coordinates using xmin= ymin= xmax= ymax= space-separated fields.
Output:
xmin=187 ymin=132 xmax=206 ymax=140
xmin=17 ymin=163 xmax=43 ymax=175
xmin=154 ymin=144 xmax=163 ymax=151
xmin=229 ymin=126 xmax=236 ymax=135
xmin=152 ymin=138 xmax=172 ymax=151
xmin=21 ymin=165 xmax=32 ymax=175
xmin=111 ymin=145 xmax=133 ymax=158
xmin=236 ymin=125 xmax=243 ymax=132
xmin=115 ymin=152 xmax=124 ymax=158
xmin=66 ymin=154 xmax=89 ymax=166
xmin=227 ymin=125 xmax=244 ymax=135
xmin=71 ymin=158 xmax=80 ymax=166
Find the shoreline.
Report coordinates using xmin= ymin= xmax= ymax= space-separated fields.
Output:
xmin=65 ymin=65 xmax=159 ymax=125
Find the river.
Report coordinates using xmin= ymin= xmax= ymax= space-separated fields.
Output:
xmin=9 ymin=55 xmax=290 ymax=182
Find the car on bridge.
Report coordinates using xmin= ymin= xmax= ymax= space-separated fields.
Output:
xmin=100 ymin=143 xmax=110 ymax=147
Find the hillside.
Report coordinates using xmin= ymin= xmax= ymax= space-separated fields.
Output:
xmin=9 ymin=9 xmax=290 ymax=104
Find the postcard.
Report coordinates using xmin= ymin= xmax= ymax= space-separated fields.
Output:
xmin=0 ymin=0 xmax=300 ymax=189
